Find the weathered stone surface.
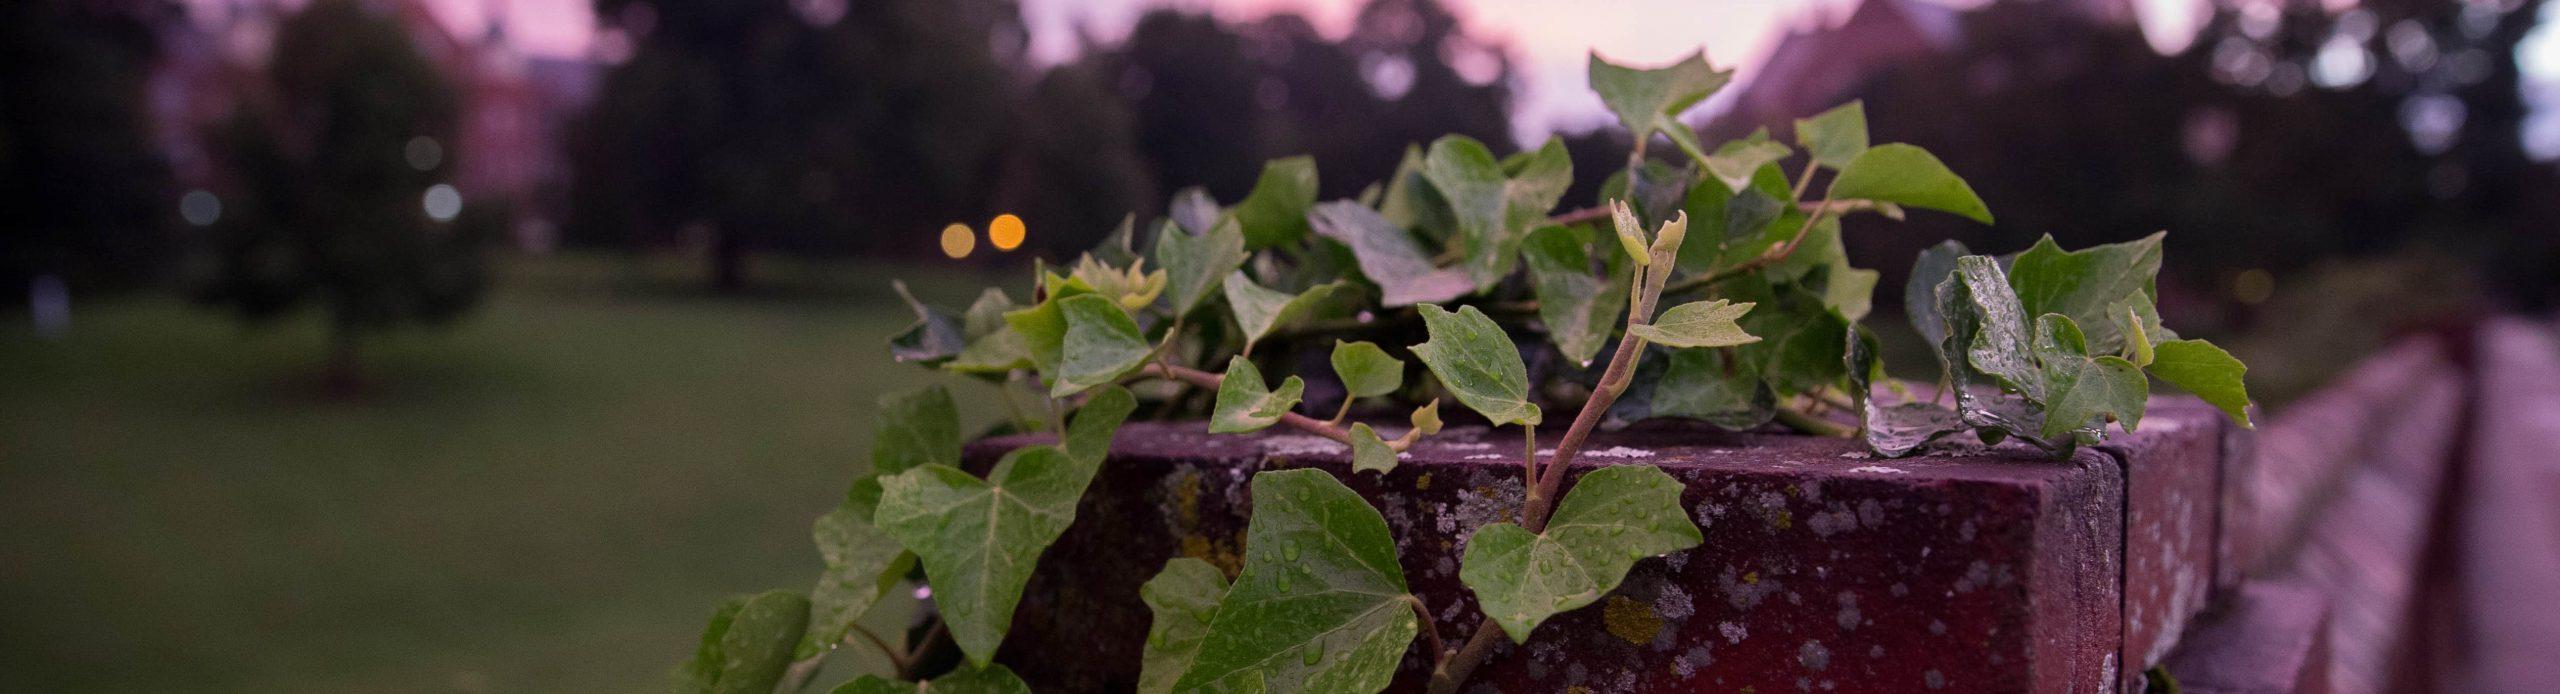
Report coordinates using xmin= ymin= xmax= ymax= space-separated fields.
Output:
xmin=974 ymin=399 xmax=2228 ymax=692
xmin=2451 ymin=320 xmax=2560 ymax=692
xmin=2100 ymin=396 xmax=2238 ymax=688
xmin=2159 ymin=581 xmax=2331 ymax=694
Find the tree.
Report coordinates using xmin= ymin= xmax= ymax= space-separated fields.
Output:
xmin=0 ymin=0 xmax=175 ymax=295
xmin=193 ymin=0 xmax=489 ymax=390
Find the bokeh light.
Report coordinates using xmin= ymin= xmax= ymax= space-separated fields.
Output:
xmin=422 ymin=183 xmax=463 ymax=222
xmin=989 ymin=214 xmax=1026 ymax=251
xmin=941 ymin=223 xmax=976 ymax=259
xmin=404 ymin=136 xmax=443 ymax=171
xmin=179 ymin=190 xmax=222 ymax=227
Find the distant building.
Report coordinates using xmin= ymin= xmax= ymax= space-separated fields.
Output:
xmin=1710 ymin=0 xmax=2132 ymax=139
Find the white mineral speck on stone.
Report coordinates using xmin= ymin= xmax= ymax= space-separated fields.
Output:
xmin=1464 ymin=453 xmax=1503 ymax=460
xmin=1264 ymin=434 xmax=1347 ymax=456
xmin=1442 ymin=441 xmax=1493 ymax=450
xmin=1586 ymin=446 xmax=1656 ymax=459
xmin=1657 ymin=584 xmax=1695 ymax=619
xmin=1719 ymin=621 xmax=1747 ymax=643
xmin=1848 ymin=465 xmax=1909 ymax=474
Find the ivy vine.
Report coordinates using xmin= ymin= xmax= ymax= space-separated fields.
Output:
xmin=677 ymin=50 xmax=2253 ymax=694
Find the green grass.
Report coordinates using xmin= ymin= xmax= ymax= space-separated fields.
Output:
xmin=0 ymin=253 xmax=1013 ymax=692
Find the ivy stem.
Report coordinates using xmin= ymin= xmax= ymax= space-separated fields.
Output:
xmin=1774 ymin=406 xmax=1857 ymax=438
xmin=1520 ymin=424 xmax=1542 ymax=512
xmin=1657 ymin=200 xmax=1834 ymax=298
xmin=1138 ymin=363 xmax=1355 ymax=445
xmin=849 ymin=623 xmax=910 ymax=678
xmin=1406 ymin=595 xmax=1448 ymax=666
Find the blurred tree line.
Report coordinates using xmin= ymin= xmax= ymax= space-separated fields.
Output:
xmin=1 ymin=0 xmax=174 ymax=294
xmin=1761 ymin=0 xmax=2558 ymax=314
xmin=565 ymin=0 xmax=1518 ymax=289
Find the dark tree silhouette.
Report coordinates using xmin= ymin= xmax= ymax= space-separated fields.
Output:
xmin=0 ymin=0 xmax=176 ymax=295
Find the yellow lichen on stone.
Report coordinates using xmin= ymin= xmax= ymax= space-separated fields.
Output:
xmin=1415 ymin=472 xmax=1433 ymax=490
xmin=1603 ymin=595 xmax=1663 ymax=645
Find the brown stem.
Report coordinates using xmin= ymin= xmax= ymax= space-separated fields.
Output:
xmin=1140 ymin=363 xmax=1355 ymax=444
xmin=1658 ymin=200 xmax=1834 ymax=298
xmin=1774 ymin=406 xmax=1857 ymax=438
xmin=850 ymin=623 xmax=909 ymax=676
xmin=1547 ymin=205 xmax=1610 ymax=227
xmin=1520 ymin=425 xmax=1542 ymax=513
xmin=1407 ymin=595 xmax=1448 ymax=666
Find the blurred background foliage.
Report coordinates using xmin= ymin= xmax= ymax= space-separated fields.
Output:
xmin=2 ymin=0 xmax=2556 ymax=690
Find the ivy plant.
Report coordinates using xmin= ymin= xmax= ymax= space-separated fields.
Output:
xmin=678 ymin=50 xmax=2251 ymax=694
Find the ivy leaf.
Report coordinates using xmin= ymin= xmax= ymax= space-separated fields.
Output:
xmin=1701 ymin=139 xmax=1793 ymax=193
xmin=1349 ymin=423 xmax=1398 ymax=473
xmin=1307 ymin=201 xmax=1474 ymax=307
xmin=1062 ymin=385 xmax=1138 ymax=468
xmin=2148 ymin=339 xmax=2253 ymax=427
xmin=1827 ymin=143 xmax=1993 ymax=224
xmin=1588 ymin=50 xmax=1733 ymax=161
xmin=2006 ymin=233 xmax=2165 ymax=355
xmin=1459 ymin=466 xmax=1701 ymax=643
xmin=1211 ymin=356 xmax=1306 ymax=434
xmin=1820 ymin=262 xmax=1881 ymax=323
xmin=947 ymin=290 xmax=1033 ymax=375
xmin=1222 ymin=272 xmax=1354 ymax=353
xmin=1052 ymin=294 xmax=1150 ymax=397
xmin=2033 ymin=314 xmax=2147 ymax=440
xmin=1629 ymin=299 xmax=1759 ymax=349
xmin=1407 ymin=400 xmax=1444 ymax=437
xmin=1154 ymin=217 xmax=1248 ymax=318
xmin=1946 ymin=256 xmax=2041 ymax=400
xmin=1905 ymin=240 xmax=1971 ymax=352
xmin=876 ymin=449 xmax=1096 ymax=667
xmin=1330 ymin=340 xmax=1405 ymax=400
xmin=1138 ymin=558 xmax=1231 ymax=694
xmin=889 ymin=280 xmax=966 ymax=365
xmin=1654 ymin=346 xmax=1778 ymax=430
xmin=1001 ymin=275 xmax=1098 ymax=377
xmin=1864 ymin=401 xmax=1967 ymax=458
xmin=1425 ymin=136 xmax=1572 ymax=292
xmin=1411 ymin=304 xmax=1542 ymax=427
xmin=1173 ymin=469 xmax=1417 ymax=692
xmin=833 ymin=664 xmax=1032 ymax=694
xmin=1794 ymin=101 xmax=1869 ymax=171
xmin=1377 ymin=144 xmax=1435 ymax=232
xmin=1522 ymin=225 xmax=1632 ymax=366
xmin=675 ymin=590 xmax=810 ymax=694
xmin=1234 ymin=156 xmax=1320 ymax=249
xmin=871 ymin=385 xmax=961 ymax=477
xmin=798 ymin=499 xmax=916 ymax=659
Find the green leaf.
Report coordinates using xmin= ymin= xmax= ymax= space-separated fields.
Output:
xmin=1349 ymin=423 xmax=1398 ymax=474
xmin=799 ymin=500 xmax=917 ymax=658
xmin=1794 ymin=101 xmax=1868 ymax=171
xmin=1458 ymin=466 xmax=1701 ymax=643
xmin=2117 ymin=304 xmax=2155 ymax=367
xmin=1408 ymin=400 xmax=1444 ymax=436
xmin=2006 ymin=233 xmax=2165 ymax=355
xmin=833 ymin=664 xmax=1032 ymax=694
xmin=1654 ymin=346 xmax=1778 ymax=430
xmin=1330 ymin=340 xmax=1405 ymax=400
xmin=1222 ymin=272 xmax=1354 ymax=353
xmin=2148 ymin=339 xmax=2253 ymax=427
xmin=1172 ymin=470 xmax=1417 ymax=692
xmin=1827 ymin=143 xmax=1993 ymax=224
xmin=1377 ymin=144 xmax=1435 ymax=232
xmin=675 ymin=590 xmax=811 ymax=694
xmin=1233 ymin=156 xmax=1320 ymax=249
xmin=1211 ymin=356 xmax=1306 ymax=434
xmin=947 ymin=290 xmax=1033 ymax=374
xmin=1820 ymin=262 xmax=1881 ymax=323
xmin=1052 ymin=294 xmax=1150 ymax=397
xmin=871 ymin=388 xmax=1131 ymax=667
xmin=871 ymin=385 xmax=962 ymax=477
xmin=1629 ymin=299 xmax=1759 ymax=348
xmin=1000 ymin=275 xmax=1097 ymax=378
xmin=1521 ymin=225 xmax=1632 ymax=366
xmin=1138 ymin=558 xmax=1231 ymax=694
xmin=1587 ymin=50 xmax=1733 ymax=149
xmin=1701 ymin=139 xmax=1793 ymax=193
xmin=1307 ymin=201 xmax=1474 ymax=307
xmin=1423 ymin=136 xmax=1512 ymax=288
xmin=1904 ymin=240 xmax=1971 ymax=352
xmin=1411 ymin=304 xmax=1542 ymax=427
xmin=1154 ymin=217 xmax=1249 ymax=317
xmin=2033 ymin=314 xmax=2147 ymax=439
xmin=1864 ymin=402 xmax=1967 ymax=458
xmin=889 ymin=280 xmax=967 ymax=365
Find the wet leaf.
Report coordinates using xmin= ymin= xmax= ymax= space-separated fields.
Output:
xmin=1459 ymin=466 xmax=1701 ymax=642
xmin=1138 ymin=558 xmax=1230 ymax=694
xmin=870 ymin=385 xmax=961 ymax=477
xmin=799 ymin=500 xmax=916 ymax=658
xmin=1330 ymin=340 xmax=1405 ymax=400
xmin=889 ymin=280 xmax=966 ymax=364
xmin=1155 ymin=217 xmax=1248 ymax=318
xmin=1307 ymin=201 xmax=1474 ymax=307
xmin=2148 ymin=339 xmax=2253 ymax=428
xmin=1052 ymin=294 xmax=1151 ymax=397
xmin=1412 ymin=304 xmax=1542 ymax=427
xmin=1864 ymin=402 xmax=1967 ymax=458
xmin=1654 ymin=346 xmax=1778 ymax=430
xmin=674 ymin=590 xmax=809 ymax=694
xmin=1234 ymin=156 xmax=1320 ymax=249
xmin=873 ymin=389 xmax=1134 ymax=666
xmin=1904 ymin=240 xmax=1971 ymax=352
xmin=1174 ymin=470 xmax=1416 ymax=692
xmin=1827 ymin=143 xmax=1992 ymax=224
xmin=1795 ymin=101 xmax=1868 ymax=171
xmin=1211 ymin=356 xmax=1306 ymax=434
xmin=2006 ymin=233 xmax=2164 ymax=354
xmin=1629 ymin=299 xmax=1758 ymax=349
xmin=1349 ymin=423 xmax=1398 ymax=473
xmin=1427 ymin=136 xmax=1575 ymax=291
xmin=1522 ymin=225 xmax=1632 ymax=365
xmin=1947 ymin=256 xmax=2041 ymax=400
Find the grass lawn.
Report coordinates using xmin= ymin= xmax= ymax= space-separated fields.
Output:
xmin=0 ymin=253 xmax=1013 ymax=692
